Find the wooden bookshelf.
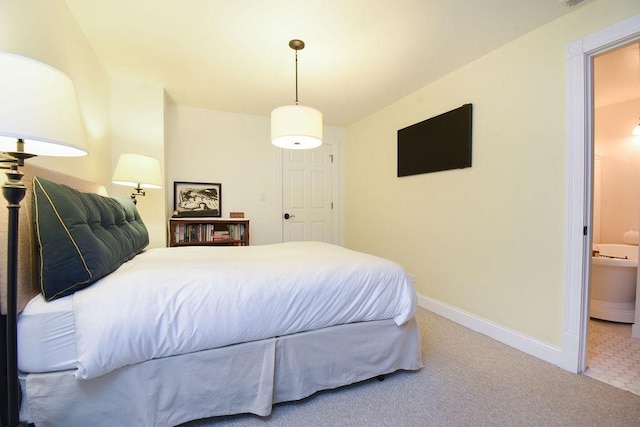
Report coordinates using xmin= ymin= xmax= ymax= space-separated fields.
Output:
xmin=169 ymin=218 xmax=249 ymax=247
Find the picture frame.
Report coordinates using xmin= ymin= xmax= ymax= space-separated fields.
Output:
xmin=173 ymin=181 xmax=222 ymax=217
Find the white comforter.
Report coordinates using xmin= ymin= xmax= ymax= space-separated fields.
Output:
xmin=72 ymin=242 xmax=417 ymax=380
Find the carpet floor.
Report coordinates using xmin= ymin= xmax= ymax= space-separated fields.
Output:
xmin=183 ymin=307 xmax=640 ymax=426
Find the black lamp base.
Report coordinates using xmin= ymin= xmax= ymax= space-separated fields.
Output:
xmin=3 ymin=163 xmax=26 ymax=427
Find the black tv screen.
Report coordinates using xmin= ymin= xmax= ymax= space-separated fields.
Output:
xmin=397 ymin=104 xmax=472 ymax=177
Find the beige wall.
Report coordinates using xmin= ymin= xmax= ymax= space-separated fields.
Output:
xmin=0 ymin=2 xmax=170 ymax=248
xmin=598 ymin=155 xmax=640 ymax=244
xmin=0 ymin=0 xmax=110 ymax=185
xmin=345 ymin=0 xmax=640 ymax=347
xmin=165 ymin=104 xmax=346 ymax=245
xmin=165 ymin=105 xmax=281 ymax=245
xmin=110 ymin=76 xmax=167 ymax=248
xmin=594 ymin=98 xmax=640 ymax=244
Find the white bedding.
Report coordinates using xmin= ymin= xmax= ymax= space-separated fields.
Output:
xmin=18 ymin=294 xmax=76 ymax=373
xmin=72 ymin=242 xmax=416 ymax=380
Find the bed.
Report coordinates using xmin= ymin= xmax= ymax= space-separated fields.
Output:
xmin=3 ymin=164 xmax=423 ymax=427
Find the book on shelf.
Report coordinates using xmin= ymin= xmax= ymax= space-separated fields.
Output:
xmin=173 ymin=223 xmax=211 ymax=243
xmin=171 ymin=219 xmax=247 ymax=245
xmin=213 ymin=230 xmax=231 ymax=242
xmin=228 ymin=224 xmax=245 ymax=241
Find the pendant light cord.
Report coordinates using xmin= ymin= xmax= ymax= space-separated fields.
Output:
xmin=288 ymin=39 xmax=305 ymax=106
xmin=294 ymin=49 xmax=299 ymax=105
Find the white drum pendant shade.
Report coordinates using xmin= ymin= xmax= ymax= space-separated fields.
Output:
xmin=271 ymin=104 xmax=323 ymax=149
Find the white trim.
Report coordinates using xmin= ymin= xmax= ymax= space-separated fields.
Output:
xmin=326 ymin=137 xmax=341 ymax=245
xmin=417 ymin=295 xmax=562 ymax=367
xmin=635 ymin=246 xmax=640 ymax=338
xmin=275 ymin=147 xmax=283 ymax=242
xmin=563 ymin=35 xmax=590 ymax=374
xmin=564 ymin=14 xmax=640 ymax=374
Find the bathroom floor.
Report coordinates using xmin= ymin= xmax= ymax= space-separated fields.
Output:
xmin=584 ymin=318 xmax=640 ymax=396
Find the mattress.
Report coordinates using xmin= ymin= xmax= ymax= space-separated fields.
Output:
xmin=17 ymin=294 xmax=76 ymax=373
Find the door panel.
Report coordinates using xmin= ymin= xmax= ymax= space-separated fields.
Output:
xmin=282 ymin=144 xmax=333 ymax=242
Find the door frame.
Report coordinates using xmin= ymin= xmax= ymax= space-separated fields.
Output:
xmin=563 ymin=14 xmax=640 ymax=373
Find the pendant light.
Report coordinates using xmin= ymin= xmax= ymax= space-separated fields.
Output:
xmin=271 ymin=39 xmax=323 ymax=149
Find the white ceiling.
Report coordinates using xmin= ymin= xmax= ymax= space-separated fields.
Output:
xmin=64 ymin=0 xmax=593 ymax=126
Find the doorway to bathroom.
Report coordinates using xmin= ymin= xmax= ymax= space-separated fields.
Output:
xmin=583 ymin=42 xmax=640 ymax=395
xmin=563 ymin=14 xmax=640 ymax=379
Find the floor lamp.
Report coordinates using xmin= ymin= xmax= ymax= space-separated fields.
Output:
xmin=0 ymin=52 xmax=88 ymax=426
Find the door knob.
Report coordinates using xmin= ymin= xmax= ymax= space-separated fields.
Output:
xmin=284 ymin=213 xmax=295 ymax=219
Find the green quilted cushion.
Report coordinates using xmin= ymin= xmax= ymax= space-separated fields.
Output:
xmin=33 ymin=176 xmax=149 ymax=301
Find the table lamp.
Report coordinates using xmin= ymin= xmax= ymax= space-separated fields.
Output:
xmin=112 ymin=153 xmax=162 ymax=204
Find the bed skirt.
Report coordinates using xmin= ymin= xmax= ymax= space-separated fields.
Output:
xmin=20 ymin=317 xmax=423 ymax=427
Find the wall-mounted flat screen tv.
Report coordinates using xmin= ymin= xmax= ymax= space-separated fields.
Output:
xmin=397 ymin=103 xmax=472 ymax=177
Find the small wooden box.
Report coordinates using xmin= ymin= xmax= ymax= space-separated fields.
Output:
xmin=230 ymin=212 xmax=244 ymax=218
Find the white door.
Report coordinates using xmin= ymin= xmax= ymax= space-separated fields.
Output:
xmin=282 ymin=144 xmax=333 ymax=242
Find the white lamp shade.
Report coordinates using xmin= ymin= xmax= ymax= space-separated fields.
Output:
xmin=0 ymin=52 xmax=88 ymax=157
xmin=271 ymin=105 xmax=323 ymax=149
xmin=112 ymin=153 xmax=163 ymax=189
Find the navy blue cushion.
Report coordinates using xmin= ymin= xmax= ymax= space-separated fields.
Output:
xmin=32 ymin=176 xmax=149 ymax=301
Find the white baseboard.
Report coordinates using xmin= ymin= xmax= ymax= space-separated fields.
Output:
xmin=417 ymin=294 xmax=564 ymax=368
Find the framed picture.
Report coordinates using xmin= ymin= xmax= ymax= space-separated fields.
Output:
xmin=173 ymin=181 xmax=221 ymax=217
